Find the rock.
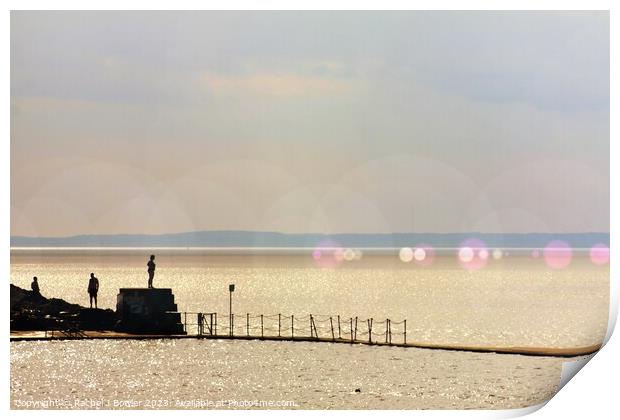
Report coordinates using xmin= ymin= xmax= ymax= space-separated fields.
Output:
xmin=10 ymin=284 xmax=117 ymax=331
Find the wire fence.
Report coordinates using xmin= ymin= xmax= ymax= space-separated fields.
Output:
xmin=179 ymin=312 xmax=407 ymax=345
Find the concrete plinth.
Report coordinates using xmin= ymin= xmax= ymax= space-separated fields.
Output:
xmin=115 ymin=288 xmax=185 ymax=334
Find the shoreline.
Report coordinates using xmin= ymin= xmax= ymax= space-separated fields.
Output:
xmin=9 ymin=330 xmax=601 ymax=358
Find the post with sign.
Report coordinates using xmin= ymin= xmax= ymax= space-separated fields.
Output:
xmin=229 ymin=284 xmax=235 ymax=337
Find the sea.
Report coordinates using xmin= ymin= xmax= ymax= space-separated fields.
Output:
xmin=10 ymin=248 xmax=609 ymax=409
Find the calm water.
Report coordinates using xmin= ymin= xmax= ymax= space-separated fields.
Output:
xmin=10 ymin=250 xmax=609 ymax=409
xmin=11 ymin=339 xmax=570 ymax=410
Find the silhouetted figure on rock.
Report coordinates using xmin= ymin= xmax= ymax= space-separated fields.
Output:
xmin=88 ymin=273 xmax=99 ymax=308
xmin=31 ymin=276 xmax=40 ymax=296
xmin=147 ymin=255 xmax=156 ymax=288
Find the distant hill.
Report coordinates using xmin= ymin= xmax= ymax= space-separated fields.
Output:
xmin=10 ymin=231 xmax=610 ymax=249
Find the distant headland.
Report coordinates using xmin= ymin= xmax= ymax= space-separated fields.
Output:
xmin=10 ymin=230 xmax=609 ymax=249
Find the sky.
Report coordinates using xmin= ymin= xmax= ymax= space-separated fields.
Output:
xmin=10 ymin=11 xmax=609 ymax=237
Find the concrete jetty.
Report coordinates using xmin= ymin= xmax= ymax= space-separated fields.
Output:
xmin=10 ymin=285 xmax=600 ymax=358
xmin=116 ymin=288 xmax=185 ymax=334
xmin=9 ymin=329 xmax=601 ymax=358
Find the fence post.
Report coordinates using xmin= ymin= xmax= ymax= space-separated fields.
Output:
xmin=330 ymin=317 xmax=335 ymax=341
xmin=385 ymin=319 xmax=389 ymax=343
xmin=197 ymin=312 xmax=203 ymax=336
xmin=261 ymin=314 xmax=264 ymax=338
xmin=231 ymin=313 xmax=234 ymax=337
xmin=388 ymin=319 xmax=392 ymax=344
xmin=337 ymin=315 xmax=341 ymax=339
xmin=368 ymin=318 xmax=373 ymax=344
xmin=310 ymin=314 xmax=314 ymax=338
xmin=354 ymin=317 xmax=358 ymax=341
xmin=214 ymin=313 xmax=217 ymax=336
xmin=403 ymin=319 xmax=406 ymax=344
xmin=291 ymin=315 xmax=294 ymax=338
xmin=278 ymin=314 xmax=281 ymax=337
xmin=246 ymin=313 xmax=250 ymax=337
xmin=314 ymin=316 xmax=318 ymax=338
xmin=350 ymin=318 xmax=353 ymax=342
xmin=184 ymin=312 xmax=187 ymax=333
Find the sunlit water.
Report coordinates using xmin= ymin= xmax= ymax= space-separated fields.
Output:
xmin=10 ymin=250 xmax=609 ymax=409
xmin=11 ymin=339 xmax=568 ymax=410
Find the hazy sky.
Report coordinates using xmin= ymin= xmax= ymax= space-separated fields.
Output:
xmin=11 ymin=11 xmax=609 ymax=237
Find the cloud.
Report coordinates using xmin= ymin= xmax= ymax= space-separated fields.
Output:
xmin=201 ymin=71 xmax=355 ymax=97
xmin=10 ymin=11 xmax=609 ymax=235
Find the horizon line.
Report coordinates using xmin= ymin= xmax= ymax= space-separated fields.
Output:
xmin=10 ymin=230 xmax=611 ymax=240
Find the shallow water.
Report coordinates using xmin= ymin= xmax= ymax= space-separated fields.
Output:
xmin=10 ymin=250 xmax=609 ymax=409
xmin=10 ymin=339 xmax=568 ymax=410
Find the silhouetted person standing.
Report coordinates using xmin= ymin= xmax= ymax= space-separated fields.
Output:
xmin=147 ymin=255 xmax=156 ymax=288
xmin=31 ymin=276 xmax=40 ymax=296
xmin=88 ymin=273 xmax=99 ymax=309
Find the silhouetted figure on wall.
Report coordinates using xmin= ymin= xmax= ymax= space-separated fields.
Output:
xmin=147 ymin=255 xmax=156 ymax=288
xmin=88 ymin=273 xmax=99 ymax=309
xmin=31 ymin=276 xmax=40 ymax=296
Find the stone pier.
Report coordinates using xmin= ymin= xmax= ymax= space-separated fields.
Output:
xmin=115 ymin=288 xmax=185 ymax=334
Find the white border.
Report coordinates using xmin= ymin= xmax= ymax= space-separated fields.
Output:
xmin=3 ymin=2 xmax=616 ymax=420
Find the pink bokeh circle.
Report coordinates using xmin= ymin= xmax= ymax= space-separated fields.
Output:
xmin=312 ymin=240 xmax=343 ymax=269
xmin=590 ymin=243 xmax=610 ymax=266
xmin=458 ymin=238 xmax=488 ymax=270
xmin=543 ymin=240 xmax=572 ymax=269
xmin=413 ymin=244 xmax=435 ymax=267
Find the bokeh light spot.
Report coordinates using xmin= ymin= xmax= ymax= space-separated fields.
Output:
xmin=544 ymin=240 xmax=572 ymax=269
xmin=458 ymin=238 xmax=489 ymax=270
xmin=413 ymin=244 xmax=435 ymax=267
xmin=590 ymin=244 xmax=610 ymax=265
xmin=459 ymin=247 xmax=474 ymax=263
xmin=414 ymin=248 xmax=426 ymax=261
xmin=399 ymin=247 xmax=414 ymax=263
xmin=312 ymin=240 xmax=343 ymax=269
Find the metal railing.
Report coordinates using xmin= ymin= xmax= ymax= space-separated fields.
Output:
xmin=179 ymin=312 xmax=407 ymax=345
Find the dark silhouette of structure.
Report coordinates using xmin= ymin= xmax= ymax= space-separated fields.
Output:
xmin=147 ymin=255 xmax=156 ymax=288
xmin=31 ymin=277 xmax=40 ymax=295
xmin=88 ymin=273 xmax=99 ymax=309
xmin=116 ymin=288 xmax=184 ymax=334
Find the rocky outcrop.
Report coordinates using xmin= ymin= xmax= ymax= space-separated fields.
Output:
xmin=10 ymin=284 xmax=117 ymax=331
